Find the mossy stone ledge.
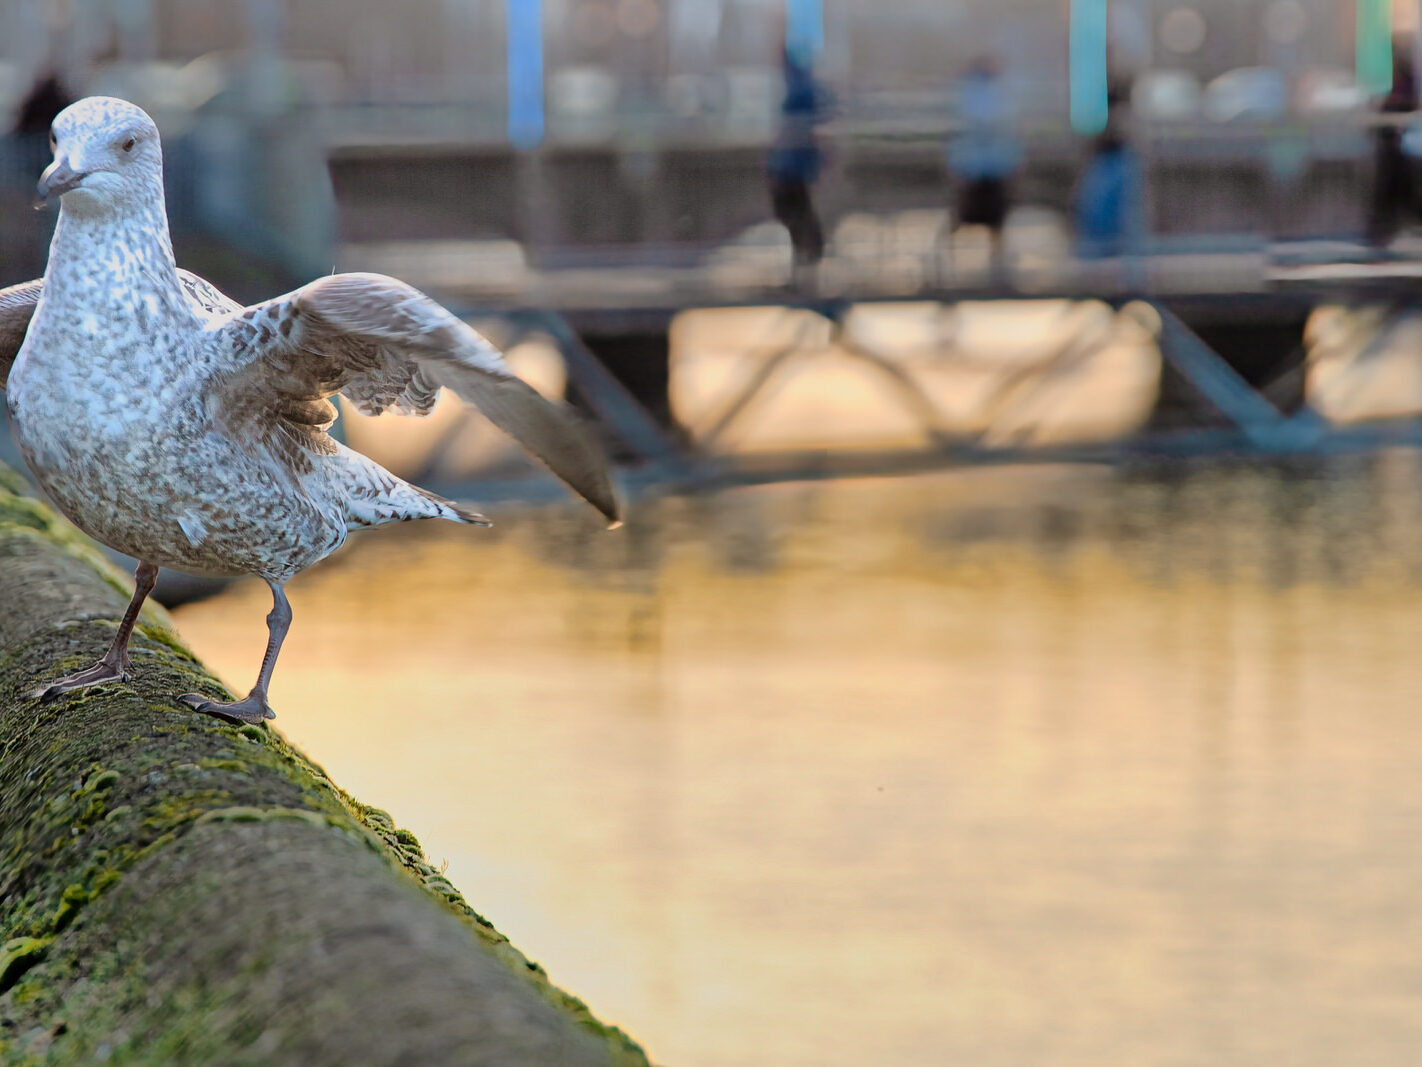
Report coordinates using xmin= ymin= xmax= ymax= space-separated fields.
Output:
xmin=0 ymin=464 xmax=650 ymax=1066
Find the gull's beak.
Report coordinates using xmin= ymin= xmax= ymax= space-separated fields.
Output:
xmin=34 ymin=160 xmax=86 ymax=208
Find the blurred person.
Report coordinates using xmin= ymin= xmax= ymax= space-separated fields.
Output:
xmin=5 ymin=69 xmax=75 ymax=281
xmin=14 ymin=71 xmax=74 ymax=138
xmin=11 ymin=68 xmax=76 ymax=185
xmin=767 ymin=42 xmax=830 ymax=288
xmin=1073 ymin=73 xmax=1144 ymax=264
xmin=1367 ymin=42 xmax=1419 ymax=250
xmin=944 ymin=55 xmax=1021 ymax=284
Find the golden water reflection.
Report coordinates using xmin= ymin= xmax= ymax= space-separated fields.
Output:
xmin=174 ymin=456 xmax=1422 ymax=1066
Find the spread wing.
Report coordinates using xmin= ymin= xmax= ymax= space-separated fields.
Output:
xmin=1 ymin=271 xmax=231 ymax=391
xmin=205 ymin=271 xmax=620 ymax=525
xmin=0 ymin=279 xmax=43 ymax=390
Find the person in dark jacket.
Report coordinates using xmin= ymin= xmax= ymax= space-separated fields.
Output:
xmin=1367 ymin=43 xmax=1419 ymax=249
xmin=14 ymin=71 xmax=73 ymax=136
xmin=768 ymin=44 xmax=829 ymax=280
xmin=6 ymin=70 xmax=75 ymax=280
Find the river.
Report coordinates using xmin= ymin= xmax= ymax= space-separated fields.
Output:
xmin=174 ymin=453 xmax=1422 ymax=1066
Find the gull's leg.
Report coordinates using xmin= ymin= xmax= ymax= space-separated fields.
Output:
xmin=180 ymin=580 xmax=289 ymax=726
xmin=33 ymin=561 xmax=160 ymax=701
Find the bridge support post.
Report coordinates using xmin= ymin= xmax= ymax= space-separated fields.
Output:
xmin=1147 ymin=302 xmax=1313 ymax=446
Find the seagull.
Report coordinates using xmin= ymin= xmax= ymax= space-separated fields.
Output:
xmin=0 ymin=97 xmax=620 ymax=725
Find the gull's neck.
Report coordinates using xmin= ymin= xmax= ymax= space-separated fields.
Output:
xmin=42 ymin=182 xmax=187 ymax=321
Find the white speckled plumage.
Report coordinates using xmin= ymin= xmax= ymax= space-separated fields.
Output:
xmin=0 ymin=97 xmax=620 ymax=723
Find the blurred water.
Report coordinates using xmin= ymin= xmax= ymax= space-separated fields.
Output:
xmin=174 ymin=454 xmax=1422 ymax=1067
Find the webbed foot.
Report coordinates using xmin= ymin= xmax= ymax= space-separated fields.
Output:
xmin=179 ymin=691 xmax=276 ymax=726
xmin=31 ymin=656 xmax=131 ymax=702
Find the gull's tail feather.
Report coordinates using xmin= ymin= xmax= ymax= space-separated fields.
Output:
xmin=327 ymin=445 xmax=490 ymax=530
xmin=418 ymin=489 xmax=492 ymax=527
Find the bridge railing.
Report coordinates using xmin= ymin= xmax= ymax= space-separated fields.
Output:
xmin=323 ymin=108 xmax=1398 ymax=277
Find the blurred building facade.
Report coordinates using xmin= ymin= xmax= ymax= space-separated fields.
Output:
xmin=0 ymin=2 xmax=1400 ymax=142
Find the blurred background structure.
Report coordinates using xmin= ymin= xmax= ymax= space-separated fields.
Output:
xmin=6 ymin=0 xmax=1422 ymax=485
xmin=5 ymin=1 xmax=1422 ymax=483
xmin=6 ymin=3 xmax=1422 ymax=1066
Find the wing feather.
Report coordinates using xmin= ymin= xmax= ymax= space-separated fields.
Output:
xmin=177 ymin=269 xmax=243 ymax=317
xmin=0 ymin=279 xmax=43 ymax=391
xmin=209 ymin=272 xmax=620 ymax=525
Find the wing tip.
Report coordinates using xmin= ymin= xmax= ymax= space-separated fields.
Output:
xmin=590 ymin=488 xmax=623 ymax=530
xmin=449 ymin=501 xmax=493 ymax=527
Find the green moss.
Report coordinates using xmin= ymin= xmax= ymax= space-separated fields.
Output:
xmin=0 ymin=509 xmax=133 ymax=604
xmin=82 ymin=767 xmax=118 ymax=792
xmin=0 ymin=938 xmax=52 ymax=993
xmin=132 ymin=622 xmax=200 ymax=661
xmin=0 ymin=463 xmax=30 ymax=497
xmin=51 ymin=885 xmax=89 ymax=933
xmin=191 ymin=805 xmax=265 ymax=824
xmin=197 ymin=758 xmax=247 ymax=774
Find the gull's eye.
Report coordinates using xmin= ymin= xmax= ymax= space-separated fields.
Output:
xmin=122 ymin=136 xmax=136 ymax=153
xmin=48 ymin=128 xmax=56 ymax=152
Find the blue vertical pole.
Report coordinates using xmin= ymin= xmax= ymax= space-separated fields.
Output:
xmin=786 ymin=0 xmax=823 ymax=63
xmin=507 ymin=0 xmax=544 ymax=149
xmin=1356 ymin=0 xmax=1393 ymax=95
xmin=1069 ymin=0 xmax=1109 ymax=136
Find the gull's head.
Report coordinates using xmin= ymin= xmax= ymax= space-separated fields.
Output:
xmin=37 ymin=97 xmax=162 ymax=215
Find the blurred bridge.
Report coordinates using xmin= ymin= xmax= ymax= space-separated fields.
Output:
xmin=326 ymin=118 xmax=1379 ymax=276
xmin=314 ymin=118 xmax=1422 ymax=497
xmin=5 ymin=112 xmax=1422 ymax=506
